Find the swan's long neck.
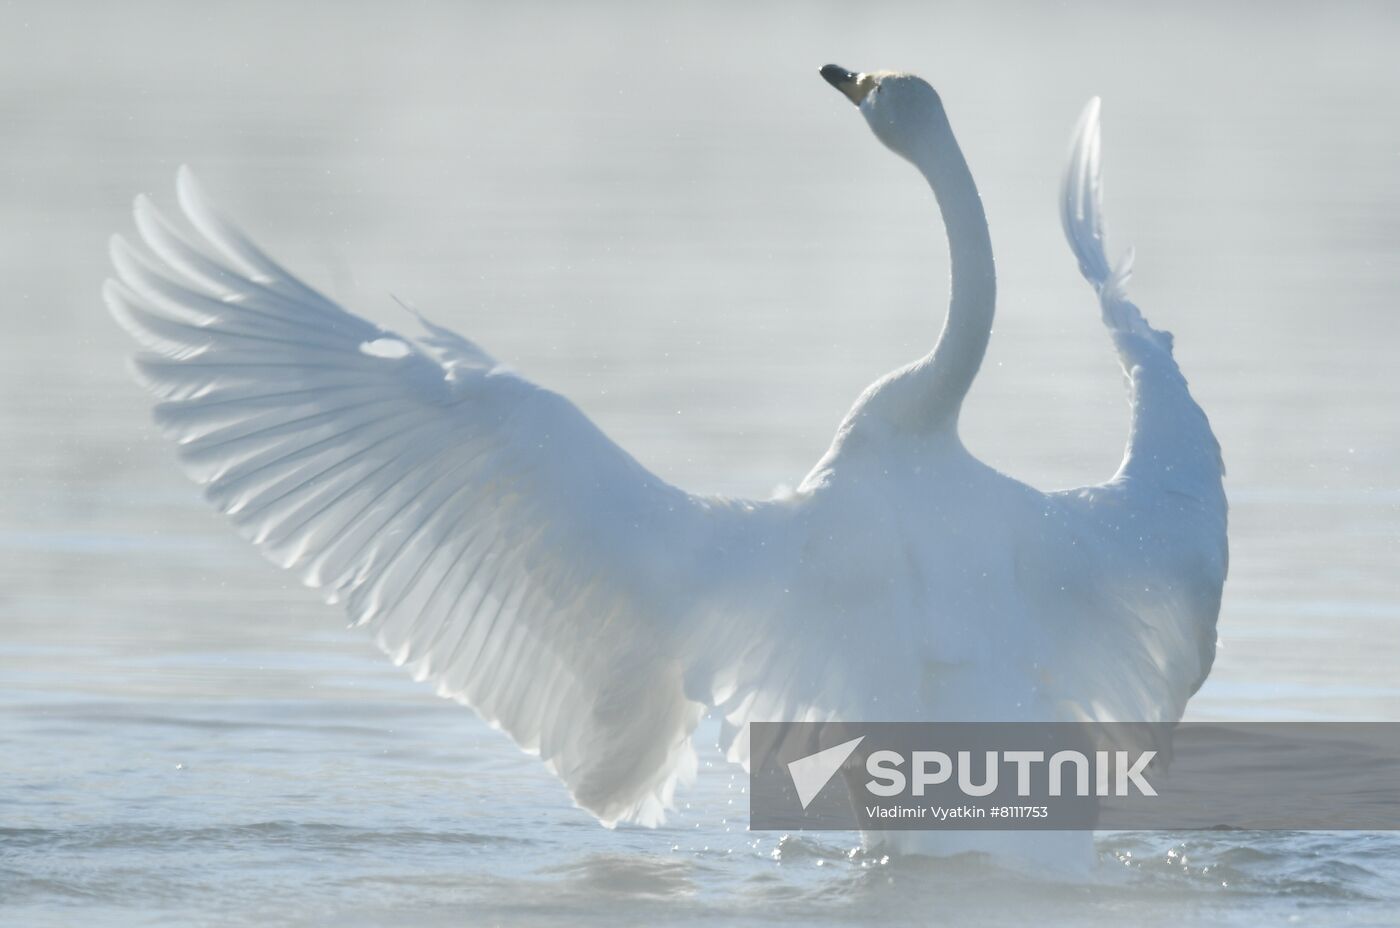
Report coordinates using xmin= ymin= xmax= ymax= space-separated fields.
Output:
xmin=910 ymin=119 xmax=995 ymax=429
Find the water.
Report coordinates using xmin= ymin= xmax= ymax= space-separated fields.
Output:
xmin=3 ymin=1 xmax=1400 ymax=924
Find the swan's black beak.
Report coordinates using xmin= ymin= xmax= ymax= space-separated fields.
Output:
xmin=820 ymin=64 xmax=856 ymax=91
xmin=819 ymin=64 xmax=876 ymax=106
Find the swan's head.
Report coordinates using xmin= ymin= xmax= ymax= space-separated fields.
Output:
xmin=820 ymin=65 xmax=948 ymax=164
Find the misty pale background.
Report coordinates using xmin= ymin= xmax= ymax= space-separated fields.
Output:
xmin=3 ymin=1 xmax=1399 ymax=926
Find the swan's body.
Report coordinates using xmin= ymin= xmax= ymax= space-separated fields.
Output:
xmin=106 ymin=68 xmax=1227 ymax=856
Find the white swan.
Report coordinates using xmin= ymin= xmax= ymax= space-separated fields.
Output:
xmin=106 ymin=66 xmax=1227 ymax=850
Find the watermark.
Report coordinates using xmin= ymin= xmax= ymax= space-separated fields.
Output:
xmin=749 ymin=722 xmax=1400 ymax=830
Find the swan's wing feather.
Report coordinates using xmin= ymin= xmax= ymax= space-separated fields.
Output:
xmin=107 ymin=170 xmax=748 ymax=826
xmin=1019 ymin=486 xmax=1226 ymax=726
xmin=1039 ymin=101 xmax=1228 ymax=725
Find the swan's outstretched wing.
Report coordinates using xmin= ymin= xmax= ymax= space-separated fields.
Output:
xmin=106 ymin=169 xmax=764 ymax=826
xmin=1028 ymin=100 xmax=1228 ymax=725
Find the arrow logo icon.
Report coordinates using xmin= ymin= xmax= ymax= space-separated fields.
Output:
xmin=787 ymin=736 xmax=865 ymax=809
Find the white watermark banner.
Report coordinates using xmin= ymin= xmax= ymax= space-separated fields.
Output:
xmin=748 ymin=722 xmax=1400 ymax=831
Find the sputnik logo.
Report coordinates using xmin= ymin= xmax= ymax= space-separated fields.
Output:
xmin=787 ymin=736 xmax=865 ymax=809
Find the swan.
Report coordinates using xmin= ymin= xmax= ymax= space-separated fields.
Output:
xmin=105 ymin=65 xmax=1227 ymax=856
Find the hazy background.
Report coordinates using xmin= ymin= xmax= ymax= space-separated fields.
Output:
xmin=3 ymin=1 xmax=1399 ymax=925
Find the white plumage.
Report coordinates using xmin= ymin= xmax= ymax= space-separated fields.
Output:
xmin=107 ymin=70 xmax=1227 ymax=849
